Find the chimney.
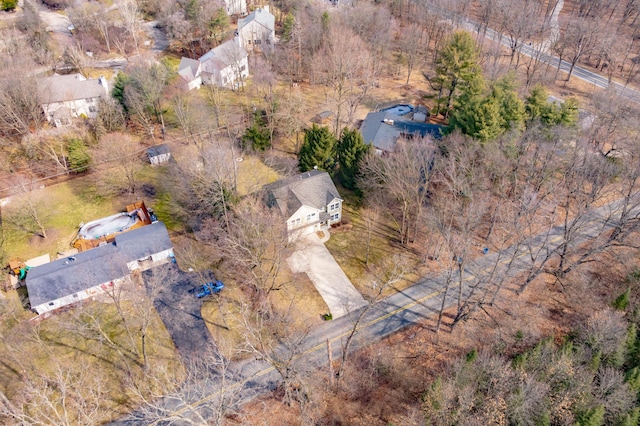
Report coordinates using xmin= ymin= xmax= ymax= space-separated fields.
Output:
xmin=98 ymin=76 xmax=109 ymax=94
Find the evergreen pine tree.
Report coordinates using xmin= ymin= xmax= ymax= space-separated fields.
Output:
xmin=525 ymin=84 xmax=549 ymax=121
xmin=448 ymin=74 xmax=502 ymax=142
xmin=298 ymin=124 xmax=337 ymax=172
xmin=67 ymin=138 xmax=91 ymax=173
xmin=432 ymin=31 xmax=481 ymax=117
xmin=337 ymin=128 xmax=369 ymax=190
xmin=525 ymin=85 xmax=579 ymax=127
xmin=282 ymin=13 xmax=295 ymax=42
xmin=491 ymin=75 xmax=526 ymax=132
xmin=241 ymin=111 xmax=270 ymax=151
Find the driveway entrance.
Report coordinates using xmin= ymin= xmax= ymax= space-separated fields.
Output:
xmin=287 ymin=234 xmax=366 ymax=318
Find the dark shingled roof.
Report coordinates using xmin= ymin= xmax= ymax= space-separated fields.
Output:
xmin=26 ymin=222 xmax=173 ymax=309
xmin=147 ymin=144 xmax=170 ymax=157
xmin=359 ymin=110 xmax=443 ymax=152
xmin=264 ymin=170 xmax=341 ymax=217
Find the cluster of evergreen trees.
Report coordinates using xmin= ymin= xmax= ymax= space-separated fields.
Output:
xmin=433 ymin=32 xmax=578 ymax=143
xmin=297 ymin=125 xmax=370 ymax=190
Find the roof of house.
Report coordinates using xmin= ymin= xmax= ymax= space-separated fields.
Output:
xmin=238 ymin=7 xmax=275 ymax=33
xmin=26 ymin=222 xmax=173 ymax=309
xmin=265 ymin=170 xmax=342 ymax=218
xmin=178 ymin=57 xmax=201 ymax=82
xmin=38 ymin=73 xmax=108 ymax=104
xmin=147 ymin=144 xmax=170 ymax=157
xmin=199 ymin=39 xmax=248 ymax=71
xmin=359 ymin=107 xmax=443 ymax=152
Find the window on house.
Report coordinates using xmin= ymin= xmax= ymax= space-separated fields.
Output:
xmin=266 ymin=39 xmax=271 ymax=44
xmin=73 ymin=293 xmax=78 ymax=298
xmin=240 ymin=64 xmax=246 ymax=72
xmin=48 ymin=302 xmax=55 ymax=306
xmin=89 ymin=106 xmax=96 ymax=113
xmin=306 ymin=212 xmax=316 ymax=221
xmin=331 ymin=213 xmax=340 ymax=221
xmin=330 ymin=202 xmax=340 ymax=211
xmin=248 ymin=40 xmax=252 ymax=44
xmin=256 ymin=39 xmax=262 ymax=45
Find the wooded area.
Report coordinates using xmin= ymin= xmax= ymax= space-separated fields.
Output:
xmin=2 ymin=0 xmax=640 ymax=423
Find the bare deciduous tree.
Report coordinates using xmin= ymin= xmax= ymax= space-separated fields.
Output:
xmin=93 ymin=132 xmax=145 ymax=194
xmin=360 ymin=138 xmax=435 ymax=246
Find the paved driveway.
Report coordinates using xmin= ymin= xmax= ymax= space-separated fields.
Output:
xmin=143 ymin=264 xmax=215 ymax=360
xmin=287 ymin=234 xmax=366 ymax=318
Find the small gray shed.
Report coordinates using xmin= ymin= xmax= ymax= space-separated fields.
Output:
xmin=147 ymin=144 xmax=171 ymax=165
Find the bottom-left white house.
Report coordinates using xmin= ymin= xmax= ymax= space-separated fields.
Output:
xmin=26 ymin=222 xmax=174 ymax=316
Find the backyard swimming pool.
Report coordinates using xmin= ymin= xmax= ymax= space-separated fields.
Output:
xmin=78 ymin=211 xmax=139 ymax=240
xmin=381 ymin=104 xmax=413 ymax=116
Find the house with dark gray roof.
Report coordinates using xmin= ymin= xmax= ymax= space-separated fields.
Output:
xmin=359 ymin=104 xmax=442 ymax=153
xmin=26 ymin=222 xmax=174 ymax=316
xmin=147 ymin=144 xmax=171 ymax=165
xmin=37 ymin=73 xmax=110 ymax=127
xmin=264 ymin=170 xmax=343 ymax=240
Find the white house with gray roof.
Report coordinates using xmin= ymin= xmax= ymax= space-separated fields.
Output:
xmin=26 ymin=222 xmax=174 ymax=316
xmin=198 ymin=38 xmax=249 ymax=89
xmin=265 ymin=170 xmax=343 ymax=241
xmin=38 ymin=73 xmax=110 ymax=127
xmin=236 ymin=6 xmax=275 ymax=51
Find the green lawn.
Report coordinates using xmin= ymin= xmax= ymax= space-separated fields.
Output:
xmin=324 ymin=203 xmax=423 ymax=298
xmin=3 ymin=178 xmax=115 ymax=259
xmin=2 ymin=163 xmax=170 ymax=261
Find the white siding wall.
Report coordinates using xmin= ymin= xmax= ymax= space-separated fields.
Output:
xmin=33 ymin=278 xmax=125 ymax=315
xmin=127 ymin=248 xmax=174 ymax=272
xmin=150 ymin=153 xmax=171 ymax=165
xmin=43 ymin=98 xmax=100 ymax=123
xmin=188 ymin=76 xmax=202 ymax=90
xmin=219 ymin=57 xmax=249 ymax=88
xmin=224 ymin=0 xmax=246 ymax=15
xmin=287 ymin=205 xmax=320 ymax=230
xmin=327 ymin=198 xmax=342 ymax=224
xmin=239 ymin=23 xmax=273 ymax=51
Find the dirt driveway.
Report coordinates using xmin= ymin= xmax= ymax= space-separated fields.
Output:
xmin=287 ymin=234 xmax=366 ymax=318
xmin=143 ymin=264 xmax=216 ymax=360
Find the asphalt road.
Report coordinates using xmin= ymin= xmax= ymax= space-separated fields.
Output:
xmin=115 ymin=194 xmax=640 ymax=424
xmin=426 ymin=1 xmax=640 ymax=105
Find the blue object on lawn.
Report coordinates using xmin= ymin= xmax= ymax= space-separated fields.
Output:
xmin=195 ymin=280 xmax=224 ymax=298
